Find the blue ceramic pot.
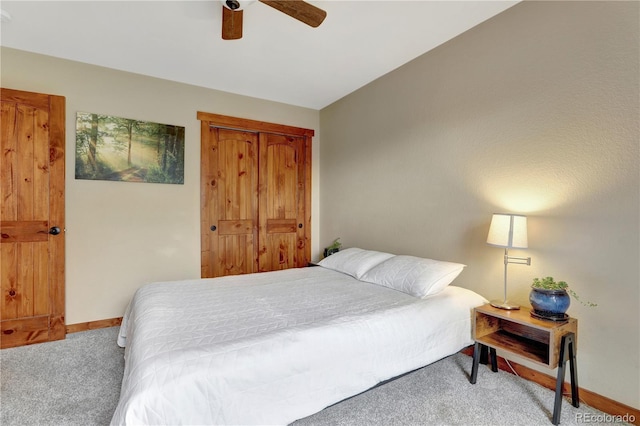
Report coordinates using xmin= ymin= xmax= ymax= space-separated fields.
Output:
xmin=529 ymin=288 xmax=570 ymax=318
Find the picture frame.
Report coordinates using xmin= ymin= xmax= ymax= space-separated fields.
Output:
xmin=75 ymin=112 xmax=185 ymax=184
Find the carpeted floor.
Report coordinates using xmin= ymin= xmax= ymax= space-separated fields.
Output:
xmin=1 ymin=327 xmax=124 ymax=426
xmin=0 ymin=327 xmax=618 ymax=425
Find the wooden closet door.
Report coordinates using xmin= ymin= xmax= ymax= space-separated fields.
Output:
xmin=201 ymin=126 xmax=259 ymax=277
xmin=199 ymin=112 xmax=312 ymax=278
xmin=0 ymin=88 xmax=66 ymax=348
xmin=258 ymin=133 xmax=309 ymax=271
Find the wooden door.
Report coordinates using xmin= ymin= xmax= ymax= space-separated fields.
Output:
xmin=199 ymin=112 xmax=312 ymax=278
xmin=258 ymin=133 xmax=308 ymax=271
xmin=0 ymin=88 xmax=66 ymax=349
xmin=201 ymin=126 xmax=259 ymax=277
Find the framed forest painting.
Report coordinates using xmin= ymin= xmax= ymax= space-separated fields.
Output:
xmin=75 ymin=112 xmax=185 ymax=184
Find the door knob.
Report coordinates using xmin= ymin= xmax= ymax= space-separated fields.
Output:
xmin=49 ymin=226 xmax=61 ymax=235
xmin=210 ymin=225 xmax=217 ymax=231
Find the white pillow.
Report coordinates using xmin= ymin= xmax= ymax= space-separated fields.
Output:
xmin=317 ymin=247 xmax=395 ymax=279
xmin=360 ymin=255 xmax=466 ymax=298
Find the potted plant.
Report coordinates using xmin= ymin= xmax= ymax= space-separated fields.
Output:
xmin=529 ymin=277 xmax=596 ymax=321
xmin=323 ymin=238 xmax=342 ymax=258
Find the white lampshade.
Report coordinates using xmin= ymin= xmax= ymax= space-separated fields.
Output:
xmin=486 ymin=213 xmax=528 ymax=249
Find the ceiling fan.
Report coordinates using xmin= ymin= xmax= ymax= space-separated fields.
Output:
xmin=221 ymin=0 xmax=327 ymax=40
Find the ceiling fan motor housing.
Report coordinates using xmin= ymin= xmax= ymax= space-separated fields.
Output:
xmin=223 ymin=0 xmax=256 ymax=11
xmin=221 ymin=0 xmax=326 ymax=40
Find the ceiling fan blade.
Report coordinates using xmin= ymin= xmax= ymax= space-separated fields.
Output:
xmin=259 ymin=0 xmax=326 ymax=28
xmin=222 ymin=6 xmax=243 ymax=40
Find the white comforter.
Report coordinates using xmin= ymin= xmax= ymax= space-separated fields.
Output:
xmin=111 ymin=266 xmax=486 ymax=425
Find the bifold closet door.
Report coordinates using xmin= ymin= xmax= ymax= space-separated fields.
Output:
xmin=200 ymin=112 xmax=312 ymax=279
xmin=201 ymin=127 xmax=259 ymax=277
xmin=258 ymin=133 xmax=308 ymax=271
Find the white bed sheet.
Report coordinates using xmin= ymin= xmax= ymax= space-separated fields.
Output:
xmin=111 ymin=266 xmax=486 ymax=425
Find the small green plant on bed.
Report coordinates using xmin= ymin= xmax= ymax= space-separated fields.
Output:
xmin=531 ymin=277 xmax=597 ymax=307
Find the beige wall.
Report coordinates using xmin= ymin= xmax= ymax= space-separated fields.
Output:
xmin=320 ymin=1 xmax=639 ymax=409
xmin=1 ymin=47 xmax=321 ymax=325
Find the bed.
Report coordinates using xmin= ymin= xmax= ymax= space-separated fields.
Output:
xmin=111 ymin=248 xmax=487 ymax=425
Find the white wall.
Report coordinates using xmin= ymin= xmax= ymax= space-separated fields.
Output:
xmin=320 ymin=1 xmax=639 ymax=409
xmin=1 ymin=47 xmax=321 ymax=325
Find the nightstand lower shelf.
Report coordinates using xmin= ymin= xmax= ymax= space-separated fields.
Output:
xmin=479 ymin=329 xmax=549 ymax=364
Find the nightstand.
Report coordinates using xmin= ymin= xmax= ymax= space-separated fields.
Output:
xmin=469 ymin=304 xmax=579 ymax=425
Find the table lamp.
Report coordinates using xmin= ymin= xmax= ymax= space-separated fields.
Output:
xmin=486 ymin=213 xmax=531 ymax=310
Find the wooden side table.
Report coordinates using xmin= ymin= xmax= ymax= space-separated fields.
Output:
xmin=469 ymin=304 xmax=579 ymax=425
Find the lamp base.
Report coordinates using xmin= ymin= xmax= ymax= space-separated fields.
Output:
xmin=490 ymin=299 xmax=520 ymax=310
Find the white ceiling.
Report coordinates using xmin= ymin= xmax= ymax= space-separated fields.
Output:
xmin=0 ymin=1 xmax=517 ymax=110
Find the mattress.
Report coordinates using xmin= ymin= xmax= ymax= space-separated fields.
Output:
xmin=111 ymin=266 xmax=486 ymax=425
